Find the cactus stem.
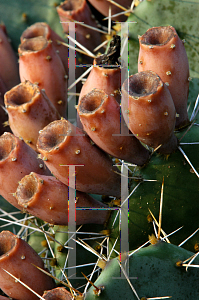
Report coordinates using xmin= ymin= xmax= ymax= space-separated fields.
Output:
xmin=3 ymin=269 xmax=46 ymax=300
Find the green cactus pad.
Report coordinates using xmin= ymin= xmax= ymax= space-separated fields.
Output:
xmin=85 ymin=241 xmax=199 ymax=299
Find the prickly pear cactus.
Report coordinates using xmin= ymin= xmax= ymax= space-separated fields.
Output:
xmin=0 ymin=0 xmax=199 ymax=299
xmin=85 ymin=241 xmax=199 ymax=299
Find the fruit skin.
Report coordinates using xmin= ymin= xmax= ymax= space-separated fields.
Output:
xmin=0 ymin=231 xmax=56 ymax=300
xmin=4 ymin=81 xmax=60 ymax=151
xmin=79 ymin=58 xmax=121 ymax=104
xmin=127 ymin=0 xmax=199 ymax=103
xmin=0 ymin=24 xmax=20 ymax=90
xmin=85 ymin=242 xmax=199 ymax=299
xmin=138 ymin=26 xmax=189 ymax=129
xmin=18 ymin=37 xmax=67 ymax=117
xmin=0 ymin=132 xmax=51 ymax=210
xmin=16 ymin=172 xmax=109 ymax=225
xmin=36 ymin=119 xmax=121 ymax=197
xmin=78 ymin=88 xmax=150 ymax=165
xmin=121 ymin=71 xmax=178 ymax=154
xmin=20 ymin=22 xmax=69 ymax=75
xmin=57 ymin=0 xmax=102 ymax=54
xmin=42 ymin=287 xmax=73 ymax=300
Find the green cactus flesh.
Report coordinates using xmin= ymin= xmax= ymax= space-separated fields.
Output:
xmin=85 ymin=241 xmax=199 ymax=299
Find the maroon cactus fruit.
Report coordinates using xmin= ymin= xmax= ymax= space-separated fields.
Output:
xmin=20 ymin=22 xmax=69 ymax=75
xmin=16 ymin=172 xmax=109 ymax=225
xmin=0 ymin=24 xmax=20 ymax=90
xmin=0 ymin=231 xmax=56 ymax=300
xmin=43 ymin=287 xmax=73 ymax=300
xmin=36 ymin=119 xmax=121 ymax=197
xmin=18 ymin=37 xmax=67 ymax=117
xmin=0 ymin=132 xmax=51 ymax=209
xmin=57 ymin=0 xmax=102 ymax=53
xmin=77 ymin=88 xmax=150 ymax=165
xmin=4 ymin=81 xmax=60 ymax=151
xmin=121 ymin=71 xmax=178 ymax=154
xmin=79 ymin=58 xmax=121 ymax=104
xmin=138 ymin=26 xmax=190 ymax=129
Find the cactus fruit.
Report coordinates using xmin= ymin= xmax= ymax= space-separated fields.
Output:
xmin=4 ymin=81 xmax=60 ymax=151
xmin=78 ymin=49 xmax=121 ymax=104
xmin=0 ymin=230 xmax=56 ymax=300
xmin=0 ymin=132 xmax=51 ymax=209
xmin=138 ymin=26 xmax=190 ymax=129
xmin=16 ymin=172 xmax=109 ymax=225
xmin=57 ymin=0 xmax=102 ymax=54
xmin=0 ymin=24 xmax=20 ymax=90
xmin=20 ymin=22 xmax=69 ymax=75
xmin=18 ymin=36 xmax=67 ymax=117
xmin=121 ymin=70 xmax=178 ymax=154
xmin=43 ymin=287 xmax=73 ymax=299
xmin=36 ymin=119 xmax=121 ymax=196
xmin=78 ymin=88 xmax=150 ymax=164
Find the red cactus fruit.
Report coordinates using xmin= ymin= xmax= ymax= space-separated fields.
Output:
xmin=16 ymin=172 xmax=109 ymax=225
xmin=20 ymin=22 xmax=68 ymax=75
xmin=0 ymin=231 xmax=56 ymax=300
xmin=79 ymin=57 xmax=121 ymax=104
xmin=18 ymin=37 xmax=67 ymax=117
xmin=77 ymin=36 xmax=121 ymax=128
xmin=0 ymin=24 xmax=20 ymax=90
xmin=36 ymin=119 xmax=121 ymax=197
xmin=121 ymin=71 xmax=178 ymax=154
xmin=4 ymin=81 xmax=60 ymax=151
xmin=43 ymin=287 xmax=73 ymax=300
xmin=57 ymin=0 xmax=102 ymax=53
xmin=138 ymin=26 xmax=190 ymax=129
xmin=0 ymin=132 xmax=51 ymax=210
xmin=88 ymin=0 xmax=132 ymax=21
xmin=77 ymin=88 xmax=150 ymax=165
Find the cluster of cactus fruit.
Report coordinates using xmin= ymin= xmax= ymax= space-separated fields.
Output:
xmin=0 ymin=0 xmax=199 ymax=299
